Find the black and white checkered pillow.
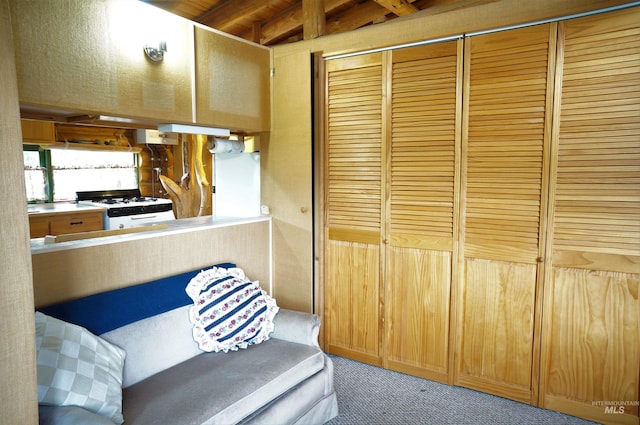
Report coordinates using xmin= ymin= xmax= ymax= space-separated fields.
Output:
xmin=35 ymin=312 xmax=126 ymax=424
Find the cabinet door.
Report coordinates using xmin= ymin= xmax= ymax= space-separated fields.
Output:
xmin=324 ymin=53 xmax=384 ymax=365
xmin=28 ymin=215 xmax=50 ymax=238
xmin=21 ymin=119 xmax=54 ymax=145
xmin=456 ymin=24 xmax=556 ymax=404
xmin=195 ymin=27 xmax=270 ymax=132
xmin=11 ymin=1 xmax=194 ymax=124
xmin=49 ymin=212 xmax=103 ymax=235
xmin=540 ymin=8 xmax=640 ymax=424
xmin=265 ymin=49 xmax=314 ymax=312
xmin=385 ymin=40 xmax=462 ymax=382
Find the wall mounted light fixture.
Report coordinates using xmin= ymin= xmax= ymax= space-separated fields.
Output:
xmin=144 ymin=41 xmax=167 ymax=62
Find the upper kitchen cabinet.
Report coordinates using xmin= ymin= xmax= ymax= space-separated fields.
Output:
xmin=194 ymin=27 xmax=270 ymax=132
xmin=21 ymin=119 xmax=54 ymax=145
xmin=9 ymin=0 xmax=194 ymax=124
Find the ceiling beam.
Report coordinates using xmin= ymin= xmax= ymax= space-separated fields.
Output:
xmin=255 ymin=0 xmax=354 ymax=45
xmin=249 ymin=21 xmax=262 ymax=44
xmin=372 ymin=0 xmax=419 ymax=16
xmin=196 ymin=0 xmax=269 ymax=32
xmin=303 ymin=0 xmax=326 ymax=40
xmin=326 ymin=1 xmax=390 ymax=34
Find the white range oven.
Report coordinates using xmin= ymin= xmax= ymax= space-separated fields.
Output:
xmin=76 ymin=189 xmax=175 ymax=230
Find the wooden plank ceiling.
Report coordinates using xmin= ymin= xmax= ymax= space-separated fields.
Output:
xmin=141 ymin=0 xmax=472 ymax=46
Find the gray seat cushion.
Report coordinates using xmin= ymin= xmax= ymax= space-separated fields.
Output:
xmin=122 ymin=338 xmax=325 ymax=425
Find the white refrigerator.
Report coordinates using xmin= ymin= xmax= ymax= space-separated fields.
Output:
xmin=213 ymin=152 xmax=261 ymax=217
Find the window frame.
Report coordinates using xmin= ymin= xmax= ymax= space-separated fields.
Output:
xmin=23 ymin=145 xmax=139 ymax=203
xmin=23 ymin=145 xmax=52 ymax=203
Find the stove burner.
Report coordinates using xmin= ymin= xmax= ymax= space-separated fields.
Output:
xmin=76 ymin=189 xmax=170 ymax=208
xmin=75 ymin=188 xmax=175 ymax=228
xmin=130 ymin=196 xmax=158 ymax=203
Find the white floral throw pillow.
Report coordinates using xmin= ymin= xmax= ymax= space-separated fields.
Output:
xmin=186 ymin=266 xmax=279 ymax=353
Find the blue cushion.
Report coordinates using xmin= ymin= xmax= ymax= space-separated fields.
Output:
xmin=39 ymin=263 xmax=236 ymax=335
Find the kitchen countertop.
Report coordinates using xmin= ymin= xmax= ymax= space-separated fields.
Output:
xmin=30 ymin=215 xmax=271 ymax=254
xmin=27 ymin=202 xmax=106 ymax=216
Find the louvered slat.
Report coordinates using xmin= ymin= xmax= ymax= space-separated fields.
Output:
xmin=327 ymin=59 xmax=383 ymax=239
xmin=554 ymin=22 xmax=640 ymax=257
xmin=464 ymin=26 xmax=552 ymax=262
xmin=390 ymin=42 xmax=458 ymax=246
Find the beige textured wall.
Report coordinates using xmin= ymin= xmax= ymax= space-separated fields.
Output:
xmin=32 ymin=220 xmax=271 ymax=308
xmin=0 ymin=0 xmax=38 ymax=423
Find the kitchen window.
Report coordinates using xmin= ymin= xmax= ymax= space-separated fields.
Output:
xmin=24 ymin=147 xmax=138 ymax=202
xmin=23 ymin=146 xmax=48 ymax=202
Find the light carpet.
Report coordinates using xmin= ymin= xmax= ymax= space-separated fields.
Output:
xmin=326 ymin=355 xmax=599 ymax=425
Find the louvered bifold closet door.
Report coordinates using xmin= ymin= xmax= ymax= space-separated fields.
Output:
xmin=324 ymin=53 xmax=384 ymax=365
xmin=540 ymin=8 xmax=640 ymax=424
xmin=456 ymin=24 xmax=555 ymax=404
xmin=385 ymin=40 xmax=461 ymax=382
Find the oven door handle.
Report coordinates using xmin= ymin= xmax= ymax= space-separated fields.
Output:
xmin=130 ymin=215 xmax=157 ymax=220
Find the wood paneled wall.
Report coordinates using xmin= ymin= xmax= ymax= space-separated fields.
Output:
xmin=0 ymin=1 xmax=38 ymax=422
xmin=273 ymin=0 xmax=635 ymax=59
xmin=138 ymin=144 xmax=175 ymax=199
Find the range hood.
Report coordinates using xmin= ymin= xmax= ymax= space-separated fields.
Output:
xmin=158 ymin=123 xmax=229 ymax=137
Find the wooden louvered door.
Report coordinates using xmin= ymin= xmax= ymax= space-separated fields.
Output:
xmin=385 ymin=40 xmax=461 ymax=382
xmin=540 ymin=8 xmax=640 ymax=425
xmin=324 ymin=53 xmax=385 ymax=365
xmin=455 ymin=24 xmax=556 ymax=404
